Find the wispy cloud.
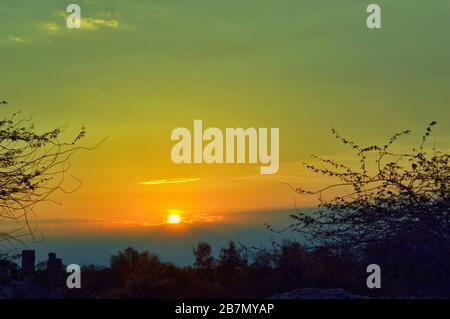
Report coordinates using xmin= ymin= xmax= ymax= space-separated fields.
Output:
xmin=41 ymin=22 xmax=60 ymax=33
xmin=8 ymin=36 xmax=26 ymax=44
xmin=82 ymin=17 xmax=120 ymax=30
xmin=41 ymin=10 xmax=120 ymax=35
xmin=187 ymin=213 xmax=224 ymax=223
xmin=139 ymin=178 xmax=200 ymax=185
xmin=29 ymin=214 xmax=225 ymax=235
xmin=1 ymin=4 xmax=131 ymax=47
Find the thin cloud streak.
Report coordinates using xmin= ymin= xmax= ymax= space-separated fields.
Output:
xmin=139 ymin=178 xmax=200 ymax=185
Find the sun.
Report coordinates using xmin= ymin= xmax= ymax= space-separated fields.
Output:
xmin=166 ymin=213 xmax=181 ymax=224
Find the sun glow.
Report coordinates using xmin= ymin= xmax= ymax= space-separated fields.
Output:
xmin=167 ymin=213 xmax=181 ymax=224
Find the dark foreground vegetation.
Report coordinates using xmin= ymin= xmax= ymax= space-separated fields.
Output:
xmin=1 ymin=239 xmax=449 ymax=299
xmin=69 ymin=239 xmax=450 ymax=298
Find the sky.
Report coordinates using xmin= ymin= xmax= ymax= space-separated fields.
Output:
xmin=1 ymin=1 xmax=449 ymax=264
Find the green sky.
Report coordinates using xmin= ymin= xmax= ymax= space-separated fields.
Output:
xmin=1 ymin=0 xmax=449 ymax=225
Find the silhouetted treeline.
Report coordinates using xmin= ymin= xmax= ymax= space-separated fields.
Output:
xmin=1 ymin=238 xmax=449 ymax=298
xmin=70 ymin=241 xmax=448 ymax=298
